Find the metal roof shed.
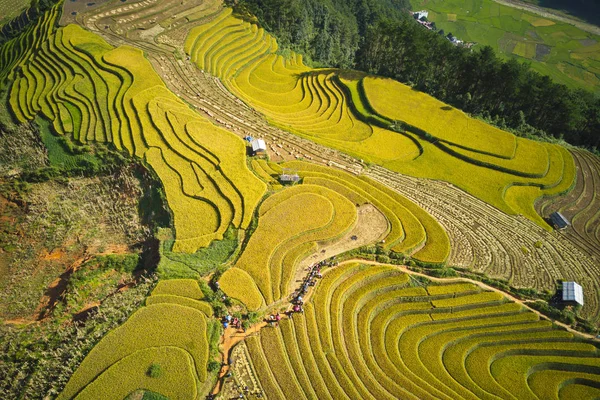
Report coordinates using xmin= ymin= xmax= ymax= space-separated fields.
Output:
xmin=251 ymin=139 xmax=266 ymax=153
xmin=562 ymin=281 xmax=584 ymax=306
xmin=550 ymin=212 xmax=570 ymax=230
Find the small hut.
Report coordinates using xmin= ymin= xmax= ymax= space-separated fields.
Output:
xmin=279 ymin=168 xmax=300 ymax=184
xmin=562 ymin=281 xmax=584 ymax=307
xmin=550 ymin=212 xmax=570 ymax=230
xmin=251 ymin=139 xmax=267 ymax=156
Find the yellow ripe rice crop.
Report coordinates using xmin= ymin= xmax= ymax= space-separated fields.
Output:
xmin=4 ymin=19 xmax=266 ymax=254
xmin=362 ymin=76 xmax=517 ymax=158
xmin=72 ymin=347 xmax=198 ymax=400
xmin=146 ymin=294 xmax=213 ymax=316
xmin=219 ymin=267 xmax=265 ymax=311
xmin=283 ymin=160 xmax=450 ymax=263
xmin=184 ymin=10 xmax=574 ymax=228
xmin=244 ymin=263 xmax=600 ymax=400
xmin=58 ymin=303 xmax=209 ymax=400
xmin=151 ymin=279 xmax=204 ymax=299
xmin=145 ymin=147 xmax=221 ymax=252
xmin=234 ymin=188 xmax=335 ymax=304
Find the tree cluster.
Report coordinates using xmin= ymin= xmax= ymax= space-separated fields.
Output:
xmin=226 ymin=0 xmax=410 ymax=68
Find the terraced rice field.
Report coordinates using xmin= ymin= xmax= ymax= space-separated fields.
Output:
xmin=184 ymin=9 xmax=575 ymax=229
xmin=58 ymin=279 xmax=212 ymax=400
xmin=0 ymin=5 xmax=266 ymax=253
xmin=0 ymin=0 xmax=29 ymax=26
xmin=367 ymin=166 xmax=600 ymax=321
xmin=221 ymin=161 xmax=450 ymax=309
xmin=73 ymin=0 xmax=600 ymax=320
xmin=243 ymin=263 xmax=600 ymax=399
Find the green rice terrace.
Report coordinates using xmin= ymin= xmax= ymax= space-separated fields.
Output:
xmin=0 ymin=0 xmax=599 ymax=399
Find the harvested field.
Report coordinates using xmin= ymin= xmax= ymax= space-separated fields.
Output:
xmin=536 ymin=149 xmax=600 ymax=263
xmin=366 ymin=165 xmax=600 ymax=320
xmin=180 ymin=7 xmax=575 ymax=229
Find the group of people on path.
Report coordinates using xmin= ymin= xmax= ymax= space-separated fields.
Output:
xmin=222 ymin=314 xmax=242 ymax=330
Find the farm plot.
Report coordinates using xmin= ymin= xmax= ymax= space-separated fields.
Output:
xmin=361 ymin=76 xmax=575 ymax=226
xmin=0 ymin=0 xmax=30 ymax=27
xmin=57 ymin=278 xmax=213 ymax=399
xmin=0 ymin=8 xmax=266 ymax=253
xmin=244 ymin=263 xmax=600 ymax=399
xmin=58 ymin=301 xmax=210 ymax=400
xmin=71 ymin=0 xmax=600 ymax=323
xmin=282 ymin=160 xmax=450 ymax=263
xmin=221 ymin=184 xmax=357 ymax=307
xmin=367 ymin=165 xmax=600 ymax=321
xmin=408 ymin=0 xmax=600 ymax=91
xmin=183 ymin=10 xmax=575 ymax=229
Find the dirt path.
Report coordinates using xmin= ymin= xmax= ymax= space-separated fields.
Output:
xmin=492 ymin=0 xmax=600 ymax=36
xmin=291 ymin=204 xmax=388 ymax=294
xmin=212 ymin=322 xmax=267 ymax=395
xmin=339 ymin=259 xmax=600 ymax=341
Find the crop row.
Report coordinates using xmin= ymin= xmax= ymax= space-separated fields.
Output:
xmin=58 ymin=302 xmax=209 ymax=400
xmin=57 ymin=278 xmax=214 ymax=399
xmin=1 ymin=14 xmax=266 ymax=253
xmin=537 ymin=149 xmax=600 ymax=261
xmin=282 ymin=160 xmax=450 ymax=263
xmin=243 ymin=263 xmax=600 ymax=399
xmin=221 ymin=157 xmax=452 ymax=309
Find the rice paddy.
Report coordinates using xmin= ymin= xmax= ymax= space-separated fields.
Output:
xmin=0 ymin=7 xmax=266 ymax=253
xmin=2 ymin=2 xmax=598 ymax=399
xmin=184 ymin=9 xmax=575 ymax=230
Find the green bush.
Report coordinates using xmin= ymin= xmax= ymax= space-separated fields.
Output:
xmin=147 ymin=363 xmax=162 ymax=378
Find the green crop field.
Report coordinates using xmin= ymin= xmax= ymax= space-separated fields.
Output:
xmin=409 ymin=0 xmax=600 ymax=91
xmin=184 ymin=9 xmax=575 ymax=230
xmin=0 ymin=0 xmax=29 ymax=27
xmin=244 ymin=263 xmax=600 ymax=399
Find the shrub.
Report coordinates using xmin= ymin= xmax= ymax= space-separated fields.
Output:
xmin=147 ymin=363 xmax=162 ymax=378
